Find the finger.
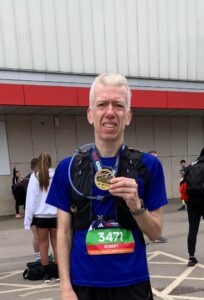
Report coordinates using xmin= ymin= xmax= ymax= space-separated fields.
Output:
xmin=110 ymin=189 xmax=137 ymax=199
xmin=110 ymin=192 xmax=131 ymax=199
xmin=110 ymin=177 xmax=125 ymax=184
xmin=110 ymin=182 xmax=137 ymax=190
xmin=109 ymin=186 xmax=136 ymax=193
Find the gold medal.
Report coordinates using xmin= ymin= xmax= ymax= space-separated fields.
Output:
xmin=94 ymin=168 xmax=114 ymax=190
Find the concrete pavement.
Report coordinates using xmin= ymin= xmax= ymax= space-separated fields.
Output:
xmin=0 ymin=199 xmax=204 ymax=300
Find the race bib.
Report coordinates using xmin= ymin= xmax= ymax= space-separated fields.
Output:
xmin=86 ymin=221 xmax=135 ymax=255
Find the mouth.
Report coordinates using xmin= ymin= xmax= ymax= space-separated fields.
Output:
xmin=103 ymin=123 xmax=116 ymax=128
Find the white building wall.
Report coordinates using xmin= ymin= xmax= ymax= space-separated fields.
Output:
xmin=0 ymin=0 xmax=204 ymax=80
xmin=1 ymin=114 xmax=204 ymax=215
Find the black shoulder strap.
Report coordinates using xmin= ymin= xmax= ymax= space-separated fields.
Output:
xmin=71 ymin=150 xmax=93 ymax=197
xmin=119 ymin=147 xmax=149 ymax=188
xmin=115 ymin=147 xmax=150 ymax=236
xmin=70 ymin=151 xmax=93 ymax=230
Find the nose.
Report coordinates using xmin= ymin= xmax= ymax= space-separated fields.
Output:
xmin=106 ymin=103 xmax=115 ymax=114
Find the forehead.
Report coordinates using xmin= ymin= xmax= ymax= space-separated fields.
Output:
xmin=94 ymin=83 xmax=127 ymax=101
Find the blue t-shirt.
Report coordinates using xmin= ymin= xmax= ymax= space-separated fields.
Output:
xmin=46 ymin=152 xmax=167 ymax=287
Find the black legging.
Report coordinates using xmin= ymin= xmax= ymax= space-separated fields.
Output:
xmin=187 ymin=208 xmax=204 ymax=256
xmin=14 ymin=197 xmax=25 ymax=214
xmin=12 ymin=185 xmax=26 ymax=214
xmin=15 ymin=199 xmax=20 ymax=214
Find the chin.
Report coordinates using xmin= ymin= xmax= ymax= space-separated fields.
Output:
xmin=100 ymin=134 xmax=119 ymax=142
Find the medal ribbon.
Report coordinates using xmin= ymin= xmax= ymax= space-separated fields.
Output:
xmin=91 ymin=144 xmax=126 ymax=176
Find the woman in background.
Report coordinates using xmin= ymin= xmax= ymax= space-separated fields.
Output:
xmin=24 ymin=152 xmax=58 ymax=283
xmin=12 ymin=167 xmax=25 ymax=218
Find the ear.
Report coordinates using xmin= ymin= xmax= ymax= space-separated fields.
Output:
xmin=87 ymin=108 xmax=93 ymax=125
xmin=126 ymin=110 xmax=132 ymax=126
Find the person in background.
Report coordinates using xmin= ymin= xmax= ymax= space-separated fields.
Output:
xmin=147 ymin=150 xmax=167 ymax=244
xmin=23 ymin=158 xmax=41 ymax=262
xmin=177 ymin=160 xmax=187 ymax=211
xmin=180 ymin=159 xmax=186 ymax=171
xmin=147 ymin=150 xmax=157 ymax=157
xmin=24 ymin=152 xmax=58 ymax=283
xmin=12 ymin=167 xmax=25 ymax=218
xmin=47 ymin=73 xmax=168 ymax=300
xmin=184 ymin=149 xmax=204 ymax=267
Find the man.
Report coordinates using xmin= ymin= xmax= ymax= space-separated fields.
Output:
xmin=46 ymin=73 xmax=167 ymax=300
xmin=147 ymin=150 xmax=158 ymax=157
xmin=180 ymin=159 xmax=186 ymax=171
xmin=177 ymin=159 xmax=187 ymax=211
xmin=22 ymin=158 xmax=39 ymax=195
xmin=184 ymin=148 xmax=204 ymax=267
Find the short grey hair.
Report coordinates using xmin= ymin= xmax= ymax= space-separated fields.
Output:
xmin=89 ymin=73 xmax=132 ymax=110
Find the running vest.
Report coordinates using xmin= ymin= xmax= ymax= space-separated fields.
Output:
xmin=70 ymin=147 xmax=150 ymax=232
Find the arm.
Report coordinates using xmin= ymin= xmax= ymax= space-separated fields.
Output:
xmin=132 ymin=206 xmax=163 ymax=241
xmin=24 ymin=174 xmax=37 ymax=229
xmin=13 ymin=166 xmax=16 ymax=177
xmin=109 ymin=177 xmax=162 ymax=241
xmin=12 ymin=167 xmax=16 ymax=184
xmin=57 ymin=209 xmax=78 ymax=300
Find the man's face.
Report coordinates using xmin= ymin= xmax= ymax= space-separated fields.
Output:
xmin=180 ymin=161 xmax=186 ymax=168
xmin=87 ymin=83 xmax=132 ymax=143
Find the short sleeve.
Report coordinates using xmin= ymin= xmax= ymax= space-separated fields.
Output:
xmin=46 ymin=158 xmax=71 ymax=213
xmin=141 ymin=154 xmax=168 ymax=211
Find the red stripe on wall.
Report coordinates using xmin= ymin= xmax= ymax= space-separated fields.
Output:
xmin=0 ymin=84 xmax=24 ymax=105
xmin=0 ymin=83 xmax=204 ymax=109
xmin=77 ymin=87 xmax=89 ymax=106
xmin=168 ymin=91 xmax=204 ymax=109
xmin=24 ymin=85 xmax=78 ymax=106
xmin=132 ymin=90 xmax=168 ymax=108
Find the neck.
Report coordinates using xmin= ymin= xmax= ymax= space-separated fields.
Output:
xmin=95 ymin=140 xmax=124 ymax=157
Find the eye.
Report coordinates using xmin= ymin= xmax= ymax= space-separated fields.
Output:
xmin=95 ymin=102 xmax=106 ymax=108
xmin=114 ymin=102 xmax=126 ymax=110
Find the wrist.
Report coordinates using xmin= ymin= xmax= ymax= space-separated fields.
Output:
xmin=130 ymin=199 xmax=146 ymax=216
xmin=130 ymin=207 xmax=146 ymax=216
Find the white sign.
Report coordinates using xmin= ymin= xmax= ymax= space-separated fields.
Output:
xmin=0 ymin=122 xmax=10 ymax=175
